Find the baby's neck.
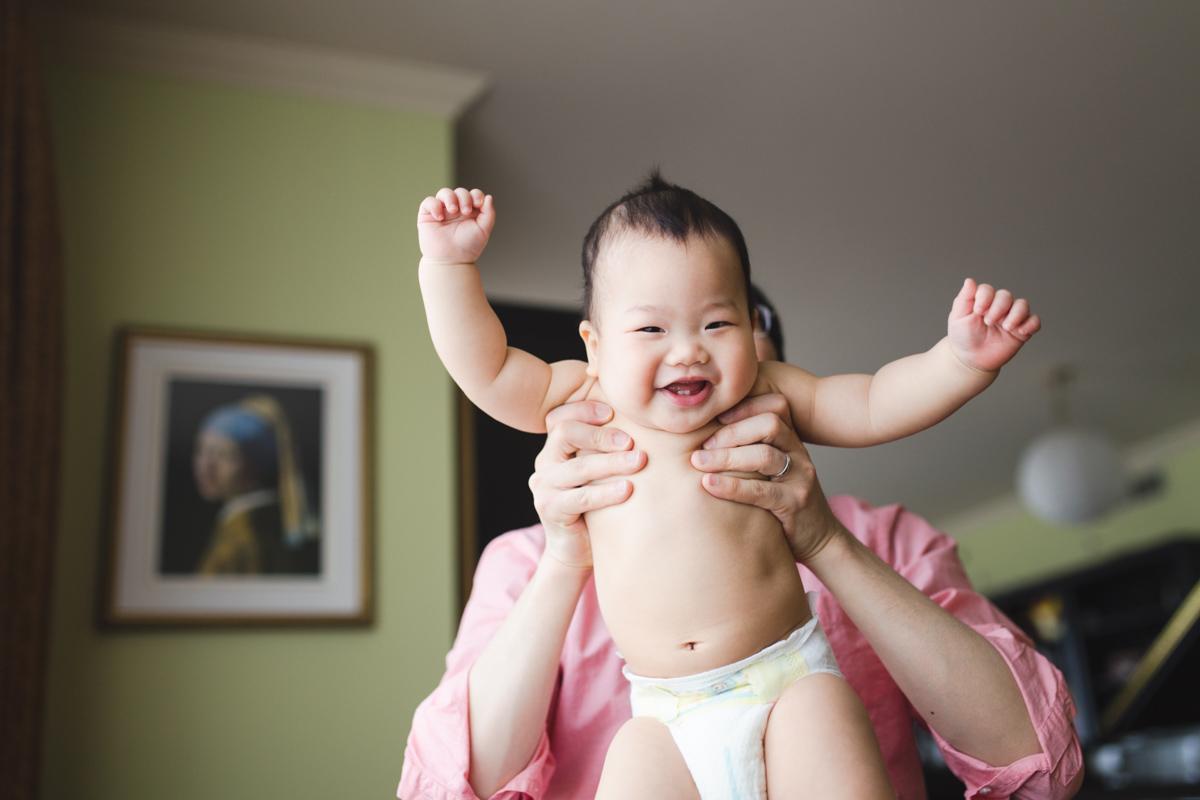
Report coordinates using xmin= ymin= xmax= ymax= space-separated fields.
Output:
xmin=603 ymin=408 xmax=723 ymax=458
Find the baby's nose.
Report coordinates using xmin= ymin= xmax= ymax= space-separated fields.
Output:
xmin=667 ymin=337 xmax=708 ymax=365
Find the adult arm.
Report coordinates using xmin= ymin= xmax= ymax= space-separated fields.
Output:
xmin=693 ymin=394 xmax=1081 ymax=799
xmin=806 ymin=513 xmax=1083 ymax=799
xmin=399 ymin=530 xmax=575 ymax=800
xmin=399 ymin=402 xmax=644 ymax=800
xmin=838 ymin=498 xmax=1085 ymax=799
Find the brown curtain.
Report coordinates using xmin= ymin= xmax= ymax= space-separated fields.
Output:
xmin=0 ymin=0 xmax=65 ymax=797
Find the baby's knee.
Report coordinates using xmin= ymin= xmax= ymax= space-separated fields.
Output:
xmin=607 ymin=716 xmax=671 ymax=757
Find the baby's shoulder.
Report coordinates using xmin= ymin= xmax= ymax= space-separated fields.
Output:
xmin=750 ymin=360 xmax=817 ymax=399
xmin=576 ymin=373 xmax=603 ymax=404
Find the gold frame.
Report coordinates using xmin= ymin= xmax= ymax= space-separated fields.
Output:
xmin=1101 ymin=575 xmax=1200 ymax=732
xmin=456 ymin=388 xmax=478 ymax=617
xmin=102 ymin=327 xmax=375 ymax=627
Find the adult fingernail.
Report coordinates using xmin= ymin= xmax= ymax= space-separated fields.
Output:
xmin=625 ymin=450 xmax=640 ymax=463
xmin=708 ymin=474 xmax=721 ymax=486
xmin=613 ymin=432 xmax=630 ymax=447
xmin=702 ymin=436 xmax=716 ymax=449
xmin=694 ymin=450 xmax=712 ymax=465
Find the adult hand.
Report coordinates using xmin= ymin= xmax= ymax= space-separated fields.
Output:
xmin=529 ymin=401 xmax=647 ymax=569
xmin=691 ymin=393 xmax=846 ymax=563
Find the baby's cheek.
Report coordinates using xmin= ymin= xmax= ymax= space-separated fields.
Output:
xmin=726 ymin=357 xmax=761 ymax=404
xmin=746 ymin=368 xmax=775 ymax=400
xmin=598 ymin=372 xmax=654 ymax=419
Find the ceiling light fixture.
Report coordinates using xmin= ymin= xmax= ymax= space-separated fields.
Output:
xmin=1015 ymin=366 xmax=1162 ymax=525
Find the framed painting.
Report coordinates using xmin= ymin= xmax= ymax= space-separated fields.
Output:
xmin=102 ymin=328 xmax=374 ymax=626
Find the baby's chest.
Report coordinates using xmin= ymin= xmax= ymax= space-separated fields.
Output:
xmin=582 ymin=415 xmax=768 ymax=541
xmin=580 ymin=408 xmax=764 ymax=485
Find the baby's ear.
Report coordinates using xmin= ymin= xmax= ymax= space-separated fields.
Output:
xmin=579 ymin=320 xmax=600 ymax=378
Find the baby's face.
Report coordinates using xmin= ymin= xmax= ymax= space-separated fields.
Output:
xmin=580 ymin=232 xmax=758 ymax=434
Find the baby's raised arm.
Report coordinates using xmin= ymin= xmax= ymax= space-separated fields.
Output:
xmin=764 ymin=279 xmax=1041 ymax=447
xmin=418 ymin=188 xmax=589 ymax=433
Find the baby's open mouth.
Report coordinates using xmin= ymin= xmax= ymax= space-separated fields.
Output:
xmin=660 ymin=379 xmax=713 ymax=407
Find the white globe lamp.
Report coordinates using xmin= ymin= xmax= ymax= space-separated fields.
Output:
xmin=1016 ymin=428 xmax=1127 ymax=525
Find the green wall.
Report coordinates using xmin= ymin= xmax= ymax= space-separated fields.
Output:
xmin=956 ymin=433 xmax=1200 ymax=595
xmin=44 ymin=66 xmax=456 ymax=799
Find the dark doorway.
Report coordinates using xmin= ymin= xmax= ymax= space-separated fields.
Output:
xmin=457 ymin=302 xmax=586 ymax=612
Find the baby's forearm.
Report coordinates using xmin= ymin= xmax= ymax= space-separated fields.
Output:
xmin=864 ymin=337 xmax=997 ymax=441
xmin=798 ymin=337 xmax=997 ymax=447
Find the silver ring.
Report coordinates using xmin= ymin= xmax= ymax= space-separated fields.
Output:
xmin=769 ymin=453 xmax=791 ymax=480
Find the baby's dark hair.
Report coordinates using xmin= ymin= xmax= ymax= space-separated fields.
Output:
xmin=581 ymin=170 xmax=752 ymax=320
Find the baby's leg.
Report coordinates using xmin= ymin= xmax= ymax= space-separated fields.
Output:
xmin=595 ymin=717 xmax=700 ymax=800
xmin=764 ymin=673 xmax=896 ymax=800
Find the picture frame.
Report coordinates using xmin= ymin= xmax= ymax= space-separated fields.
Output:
xmin=102 ymin=328 xmax=374 ymax=626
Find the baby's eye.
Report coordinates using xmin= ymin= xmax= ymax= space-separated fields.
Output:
xmin=705 ymin=321 xmax=733 ymax=330
xmin=637 ymin=326 xmax=664 ymax=333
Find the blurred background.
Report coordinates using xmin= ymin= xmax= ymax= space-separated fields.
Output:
xmin=13 ymin=1 xmax=1200 ymax=797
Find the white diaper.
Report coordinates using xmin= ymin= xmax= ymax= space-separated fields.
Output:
xmin=623 ymin=593 xmax=842 ymax=800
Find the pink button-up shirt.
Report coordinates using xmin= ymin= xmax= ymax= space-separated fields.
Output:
xmin=399 ymin=496 xmax=1082 ymax=800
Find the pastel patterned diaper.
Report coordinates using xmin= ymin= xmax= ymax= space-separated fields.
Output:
xmin=623 ymin=593 xmax=841 ymax=800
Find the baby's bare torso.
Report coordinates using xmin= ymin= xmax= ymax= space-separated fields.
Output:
xmin=585 ymin=401 xmax=812 ymax=679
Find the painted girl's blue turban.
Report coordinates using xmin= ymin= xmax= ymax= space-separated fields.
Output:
xmin=200 ymin=404 xmax=279 ymax=486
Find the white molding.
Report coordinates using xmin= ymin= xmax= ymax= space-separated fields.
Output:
xmin=49 ymin=11 xmax=489 ymax=119
xmin=938 ymin=416 xmax=1200 ymax=539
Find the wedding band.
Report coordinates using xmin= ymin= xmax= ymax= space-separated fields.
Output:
xmin=770 ymin=453 xmax=791 ymax=480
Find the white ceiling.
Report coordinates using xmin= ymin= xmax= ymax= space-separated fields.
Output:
xmin=50 ymin=0 xmax=1200 ymax=525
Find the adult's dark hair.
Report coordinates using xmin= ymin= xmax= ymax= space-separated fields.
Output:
xmin=580 ymin=170 xmax=752 ymax=320
xmin=750 ymin=283 xmax=785 ymax=361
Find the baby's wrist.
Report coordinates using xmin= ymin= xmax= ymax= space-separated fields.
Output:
xmin=419 ymin=255 xmax=479 ymax=268
xmin=938 ymin=336 xmax=998 ymax=379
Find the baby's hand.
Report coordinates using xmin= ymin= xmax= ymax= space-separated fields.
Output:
xmin=417 ymin=187 xmax=495 ymax=263
xmin=947 ymin=278 xmax=1042 ymax=372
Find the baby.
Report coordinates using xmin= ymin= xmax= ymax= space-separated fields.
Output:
xmin=417 ymin=174 xmax=1040 ymax=800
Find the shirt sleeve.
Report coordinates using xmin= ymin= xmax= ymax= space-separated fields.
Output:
xmin=866 ymin=500 xmax=1084 ymax=800
xmin=398 ymin=528 xmax=558 ymax=800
